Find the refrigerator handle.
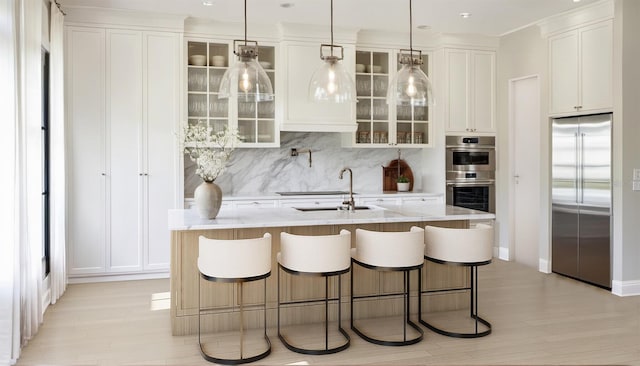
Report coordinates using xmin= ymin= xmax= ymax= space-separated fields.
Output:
xmin=575 ymin=132 xmax=579 ymax=204
xmin=580 ymin=132 xmax=585 ymax=203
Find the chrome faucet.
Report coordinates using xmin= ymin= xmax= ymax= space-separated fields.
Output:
xmin=339 ymin=167 xmax=355 ymax=212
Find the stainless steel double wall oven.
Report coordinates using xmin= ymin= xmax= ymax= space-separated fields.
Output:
xmin=446 ymin=136 xmax=496 ymax=213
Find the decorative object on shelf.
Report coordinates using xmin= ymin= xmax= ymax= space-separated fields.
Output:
xmin=387 ymin=0 xmax=434 ymax=107
xmin=182 ymin=124 xmax=240 ymax=219
xmin=397 ymin=175 xmax=410 ymax=192
xmin=308 ymin=0 xmax=356 ymax=103
xmin=218 ymin=0 xmax=274 ymax=102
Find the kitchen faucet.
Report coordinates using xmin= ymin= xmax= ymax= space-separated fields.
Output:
xmin=339 ymin=167 xmax=355 ymax=212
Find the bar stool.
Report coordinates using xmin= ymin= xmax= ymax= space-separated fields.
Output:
xmin=277 ymin=230 xmax=351 ymax=355
xmin=419 ymin=224 xmax=494 ymax=338
xmin=197 ymin=233 xmax=272 ymax=364
xmin=350 ymin=227 xmax=425 ymax=346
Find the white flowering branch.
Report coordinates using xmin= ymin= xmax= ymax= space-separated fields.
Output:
xmin=182 ymin=124 xmax=240 ymax=183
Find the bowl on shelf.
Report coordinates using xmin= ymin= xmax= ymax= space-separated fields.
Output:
xmin=259 ymin=61 xmax=272 ymax=69
xmin=188 ymin=54 xmax=207 ymax=66
xmin=210 ymin=55 xmax=225 ymax=67
xmin=355 ymin=64 xmax=365 ymax=73
xmin=371 ymin=65 xmax=383 ymax=73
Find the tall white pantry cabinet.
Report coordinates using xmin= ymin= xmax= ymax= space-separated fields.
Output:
xmin=66 ymin=26 xmax=180 ymax=277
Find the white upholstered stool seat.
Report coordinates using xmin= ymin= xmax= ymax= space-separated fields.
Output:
xmin=197 ymin=233 xmax=272 ymax=364
xmin=277 ymin=230 xmax=351 ymax=355
xmin=350 ymin=227 xmax=425 ymax=346
xmin=419 ymin=224 xmax=494 ymax=338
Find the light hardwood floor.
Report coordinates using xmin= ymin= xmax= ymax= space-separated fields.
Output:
xmin=18 ymin=259 xmax=640 ymax=365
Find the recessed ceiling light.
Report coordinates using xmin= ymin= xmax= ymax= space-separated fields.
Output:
xmin=202 ymin=0 xmax=213 ymax=6
xmin=573 ymin=0 xmax=582 ymax=2
xmin=460 ymin=12 xmax=471 ymax=18
xmin=280 ymin=2 xmax=295 ymax=8
xmin=417 ymin=25 xmax=431 ymax=30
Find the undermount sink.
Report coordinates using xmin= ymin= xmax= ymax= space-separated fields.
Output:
xmin=276 ymin=191 xmax=355 ymax=196
xmin=294 ymin=206 xmax=371 ymax=212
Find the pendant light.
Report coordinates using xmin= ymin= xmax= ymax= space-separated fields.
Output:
xmin=308 ymin=0 xmax=356 ymax=103
xmin=218 ymin=0 xmax=274 ymax=102
xmin=387 ymin=0 xmax=433 ymax=107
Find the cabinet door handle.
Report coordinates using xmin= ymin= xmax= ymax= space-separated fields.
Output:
xmin=101 ymin=173 xmax=106 ymax=176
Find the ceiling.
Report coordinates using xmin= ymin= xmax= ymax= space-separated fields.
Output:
xmin=59 ymin=0 xmax=601 ymax=36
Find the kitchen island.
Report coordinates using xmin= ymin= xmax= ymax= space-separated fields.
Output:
xmin=169 ymin=203 xmax=494 ymax=336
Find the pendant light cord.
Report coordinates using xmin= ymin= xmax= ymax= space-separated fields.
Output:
xmin=330 ymin=0 xmax=334 ymax=56
xmin=244 ymin=0 xmax=248 ymax=45
xmin=409 ymin=0 xmax=413 ymax=52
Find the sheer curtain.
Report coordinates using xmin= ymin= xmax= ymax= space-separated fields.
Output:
xmin=49 ymin=1 xmax=67 ymax=304
xmin=0 ymin=0 xmax=21 ymax=363
xmin=18 ymin=0 xmax=44 ymax=348
xmin=0 ymin=0 xmax=45 ymax=364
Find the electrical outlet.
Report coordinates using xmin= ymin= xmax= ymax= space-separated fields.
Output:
xmin=634 ymin=169 xmax=640 ymax=180
xmin=634 ymin=181 xmax=640 ymax=191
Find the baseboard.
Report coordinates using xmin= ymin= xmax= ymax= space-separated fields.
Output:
xmin=538 ymin=259 xmax=551 ymax=274
xmin=68 ymin=271 xmax=169 ymax=284
xmin=611 ymin=280 xmax=640 ymax=297
xmin=497 ymin=246 xmax=509 ymax=261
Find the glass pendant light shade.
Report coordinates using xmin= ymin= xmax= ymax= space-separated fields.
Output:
xmin=219 ymin=54 xmax=274 ymax=102
xmin=388 ymin=0 xmax=435 ymax=106
xmin=309 ymin=57 xmax=356 ymax=103
xmin=309 ymin=0 xmax=356 ymax=103
xmin=217 ymin=0 xmax=274 ymax=102
xmin=388 ymin=63 xmax=433 ymax=106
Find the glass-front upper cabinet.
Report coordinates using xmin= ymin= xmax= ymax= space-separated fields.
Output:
xmin=186 ymin=40 xmax=278 ymax=147
xmin=351 ymin=48 xmax=431 ymax=148
xmin=395 ymin=52 xmax=431 ymax=147
xmin=355 ymin=49 xmax=391 ymax=146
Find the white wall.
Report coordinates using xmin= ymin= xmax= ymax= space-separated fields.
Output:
xmin=614 ymin=0 xmax=640 ymax=293
xmin=496 ymin=25 xmax=549 ymax=264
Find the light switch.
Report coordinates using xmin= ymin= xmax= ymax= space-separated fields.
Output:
xmin=634 ymin=169 xmax=640 ymax=180
xmin=634 ymin=181 xmax=640 ymax=191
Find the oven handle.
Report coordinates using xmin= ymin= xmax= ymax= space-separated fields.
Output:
xmin=445 ymin=147 xmax=496 ymax=152
xmin=446 ymin=180 xmax=495 ymax=187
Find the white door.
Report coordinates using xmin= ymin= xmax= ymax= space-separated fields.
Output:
xmin=510 ymin=75 xmax=540 ymax=269
xmin=144 ymin=31 xmax=179 ymax=270
xmin=67 ymin=27 xmax=107 ymax=274
xmin=106 ymin=29 xmax=143 ymax=272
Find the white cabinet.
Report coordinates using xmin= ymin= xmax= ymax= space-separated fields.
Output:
xmin=67 ymin=27 xmax=106 ymax=275
xmin=349 ymin=48 xmax=432 ymax=147
xmin=444 ymin=49 xmax=496 ymax=134
xmin=67 ymin=26 xmax=179 ymax=277
xmin=279 ymin=41 xmax=356 ymax=132
xmin=186 ymin=39 xmax=279 ymax=147
xmin=549 ymin=20 xmax=613 ymax=115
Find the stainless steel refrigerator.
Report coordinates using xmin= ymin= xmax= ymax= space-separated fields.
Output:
xmin=551 ymin=113 xmax=612 ymax=289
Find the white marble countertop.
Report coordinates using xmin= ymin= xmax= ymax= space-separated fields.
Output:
xmin=169 ymin=203 xmax=494 ymax=230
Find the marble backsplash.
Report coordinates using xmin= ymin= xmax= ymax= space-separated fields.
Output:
xmin=184 ymin=132 xmax=423 ymax=197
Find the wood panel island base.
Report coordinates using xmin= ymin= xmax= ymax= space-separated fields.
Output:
xmin=169 ymin=204 xmax=495 ymax=336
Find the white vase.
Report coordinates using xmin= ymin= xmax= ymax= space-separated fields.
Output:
xmin=397 ymin=182 xmax=410 ymax=192
xmin=194 ymin=181 xmax=222 ymax=219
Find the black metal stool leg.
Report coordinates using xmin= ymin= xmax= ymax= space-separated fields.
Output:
xmin=199 ymin=276 xmax=271 ymax=365
xmin=278 ymin=266 xmax=350 ymax=355
xmin=419 ymin=261 xmax=491 ymax=339
xmin=350 ymin=261 xmax=423 ymax=346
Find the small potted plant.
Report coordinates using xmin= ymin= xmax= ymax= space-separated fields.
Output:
xmin=396 ymin=175 xmax=410 ymax=192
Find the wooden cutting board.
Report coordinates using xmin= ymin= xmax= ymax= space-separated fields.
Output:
xmin=382 ymin=159 xmax=413 ymax=191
